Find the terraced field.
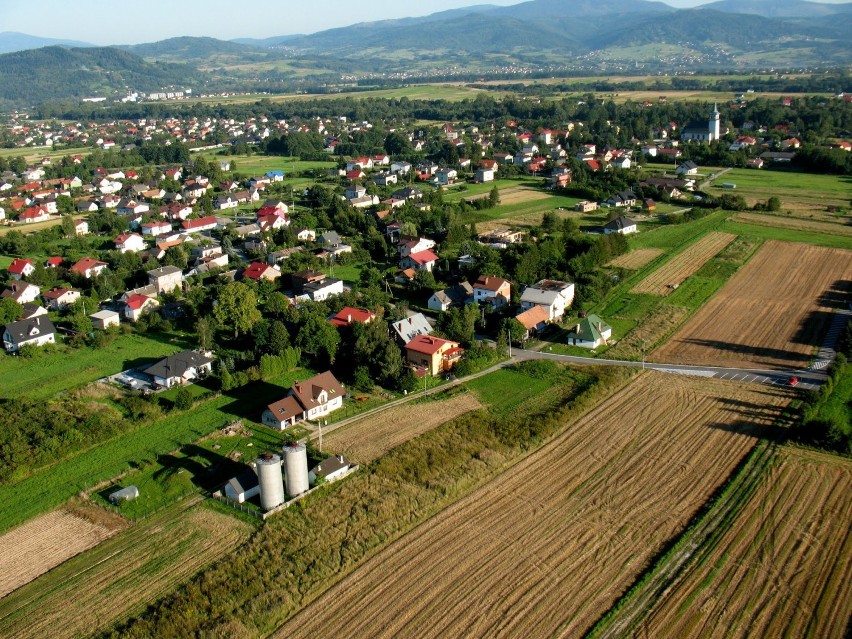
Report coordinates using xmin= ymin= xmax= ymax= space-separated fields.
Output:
xmin=274 ymin=374 xmax=790 ymax=639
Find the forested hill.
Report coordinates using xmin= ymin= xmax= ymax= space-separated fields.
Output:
xmin=0 ymin=46 xmax=201 ymax=106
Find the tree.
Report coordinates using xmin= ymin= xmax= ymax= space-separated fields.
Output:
xmin=488 ymin=185 xmax=501 ymax=207
xmin=267 ymin=320 xmax=291 ymax=356
xmin=196 ymin=316 xmax=214 ymax=351
xmin=265 ymin=291 xmax=290 ymax=318
xmin=296 ymin=312 xmax=340 ymax=365
xmin=0 ymin=298 xmax=22 ymax=324
xmin=61 ymin=214 xmax=76 ymax=238
xmin=174 ymin=387 xmax=194 ymax=410
xmin=213 ymin=282 xmax=261 ymax=337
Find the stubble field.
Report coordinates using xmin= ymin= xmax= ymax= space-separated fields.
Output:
xmin=607 ymin=248 xmax=664 ymax=270
xmin=654 ymin=241 xmax=852 ymax=370
xmin=638 ymin=447 xmax=852 ymax=638
xmin=631 ymin=232 xmax=736 ymax=295
xmin=0 ymin=502 xmax=253 ymax=639
xmin=274 ymin=374 xmax=790 ymax=639
xmin=731 ymin=211 xmax=852 ymax=237
xmin=0 ymin=504 xmax=125 ymax=598
xmin=324 ymin=392 xmax=484 ymax=463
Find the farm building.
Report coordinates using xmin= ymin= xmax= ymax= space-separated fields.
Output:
xmin=224 ymin=467 xmax=260 ymax=503
xmin=309 ymin=455 xmax=351 ymax=484
xmin=567 ymin=315 xmax=612 ymax=349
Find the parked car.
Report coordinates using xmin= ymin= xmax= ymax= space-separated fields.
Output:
xmin=786 ymin=376 xmax=799 ymax=387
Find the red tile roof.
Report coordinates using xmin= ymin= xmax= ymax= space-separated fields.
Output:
xmin=8 ymin=258 xmax=33 ymax=275
xmin=242 ymin=262 xmax=277 ymax=280
xmin=405 ymin=334 xmax=459 ymax=355
xmin=125 ymin=294 xmax=155 ymax=310
xmin=329 ymin=307 xmax=375 ymax=327
xmin=407 ymin=249 xmax=439 ymax=266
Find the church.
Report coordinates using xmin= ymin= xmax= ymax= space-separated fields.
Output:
xmin=681 ymin=104 xmax=721 ymax=142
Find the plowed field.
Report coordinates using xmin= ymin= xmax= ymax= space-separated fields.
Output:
xmin=631 ymin=232 xmax=736 ymax=295
xmin=639 ymin=448 xmax=852 ymax=638
xmin=274 ymin=374 xmax=790 ymax=639
xmin=733 ymin=212 xmax=852 ymax=237
xmin=607 ymin=248 xmax=664 ymax=270
xmin=655 ymin=241 xmax=852 ymax=370
xmin=0 ymin=505 xmax=125 ymax=598
xmin=325 ymin=392 xmax=483 ymax=463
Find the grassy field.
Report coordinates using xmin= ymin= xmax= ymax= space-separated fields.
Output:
xmin=705 ymin=168 xmax=852 ymax=215
xmin=0 ymin=500 xmax=253 ymax=639
xmin=0 ymin=332 xmax=194 ymax=400
xmin=0 ymin=255 xmax=13 ymax=269
xmin=200 ymin=153 xmax=337 ymax=176
xmin=0 ymin=367 xmax=313 ymax=533
xmin=719 ymin=219 xmax=852 ymax=249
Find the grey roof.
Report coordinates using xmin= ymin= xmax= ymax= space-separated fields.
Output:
xmin=311 ymin=455 xmax=350 ymax=479
xmin=390 ymin=313 xmax=432 ymax=343
xmin=319 ymin=230 xmax=342 ymax=246
xmin=143 ymin=350 xmax=213 ymax=380
xmin=604 ymin=216 xmax=636 ymax=231
xmin=148 ymin=265 xmax=182 ymax=278
xmin=303 ymin=277 xmax=342 ymax=295
xmin=4 ymin=316 xmax=56 ymax=344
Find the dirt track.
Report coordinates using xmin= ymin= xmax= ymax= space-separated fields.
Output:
xmin=274 ymin=374 xmax=790 ymax=639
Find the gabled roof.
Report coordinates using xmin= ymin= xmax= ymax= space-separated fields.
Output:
xmin=391 ymin=313 xmax=432 ymax=343
xmin=568 ymin=314 xmax=612 ymax=343
xmin=8 ymin=258 xmax=33 ymax=275
xmin=125 ymin=293 xmax=157 ymax=311
xmin=266 ymin=395 xmax=304 ymax=422
xmin=181 ymin=215 xmax=217 ymax=230
xmin=4 ymin=315 xmax=55 ymax=343
xmin=42 ymin=287 xmax=75 ymax=301
xmin=290 ymin=371 xmax=344 ymax=410
xmin=70 ymin=257 xmax=107 ymax=275
xmin=405 ymin=334 xmax=459 ymax=355
xmin=473 ymin=275 xmax=509 ymax=292
xmin=227 ymin=467 xmax=258 ymax=495
xmin=311 ymin=455 xmax=350 ymax=479
xmin=406 ymin=249 xmax=439 ymax=265
xmin=242 ymin=262 xmax=278 ymax=280
xmin=604 ymin=216 xmax=636 ymax=231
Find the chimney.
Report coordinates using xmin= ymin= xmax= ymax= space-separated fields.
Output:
xmin=347 ymin=314 xmax=352 ymax=323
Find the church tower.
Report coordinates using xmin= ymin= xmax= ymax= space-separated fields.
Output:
xmin=709 ymin=103 xmax=720 ymax=141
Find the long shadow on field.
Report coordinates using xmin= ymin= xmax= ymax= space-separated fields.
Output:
xmin=153 ymin=444 xmax=245 ymax=492
xmin=676 ymin=339 xmax=810 ymax=368
xmin=816 ymin=279 xmax=852 ymax=309
xmin=219 ymin=380 xmax=293 ymax=420
xmin=709 ymin=397 xmax=792 ymax=442
xmin=791 ymin=310 xmax=838 ymax=348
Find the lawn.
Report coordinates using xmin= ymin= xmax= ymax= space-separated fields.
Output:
xmin=0 ymin=367 xmax=313 ymax=533
xmin=0 ymin=332 xmax=195 ymax=400
xmin=0 ymin=255 xmax=13 ymax=269
xmin=220 ymin=154 xmax=337 ymax=176
xmin=719 ymin=220 xmax=852 ymax=250
xmin=705 ymin=168 xmax=852 ymax=212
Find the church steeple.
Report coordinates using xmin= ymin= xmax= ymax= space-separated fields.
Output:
xmin=709 ymin=103 xmax=721 ymax=141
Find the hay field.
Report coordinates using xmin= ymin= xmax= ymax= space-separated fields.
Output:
xmin=607 ymin=248 xmax=664 ymax=270
xmin=0 ymin=502 xmax=252 ymax=639
xmin=639 ymin=448 xmax=852 ymax=638
xmin=275 ymin=374 xmax=790 ymax=639
xmin=0 ymin=505 xmax=125 ymax=598
xmin=655 ymin=241 xmax=852 ymax=370
xmin=732 ymin=212 xmax=852 ymax=237
xmin=631 ymin=232 xmax=736 ymax=295
xmin=324 ymin=392 xmax=483 ymax=463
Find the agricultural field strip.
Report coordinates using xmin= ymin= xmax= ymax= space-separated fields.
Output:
xmin=606 ymin=248 xmax=665 ymax=270
xmin=731 ymin=212 xmax=852 ymax=236
xmin=0 ymin=504 xmax=252 ymax=639
xmin=655 ymin=241 xmax=852 ymax=370
xmin=276 ymin=374 xmax=789 ymax=638
xmin=325 ymin=393 xmax=484 ymax=464
xmin=0 ymin=509 xmax=122 ymax=598
xmin=631 ymin=232 xmax=736 ymax=296
xmin=640 ymin=447 xmax=852 ymax=638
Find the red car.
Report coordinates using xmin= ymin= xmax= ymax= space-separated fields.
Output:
xmin=786 ymin=376 xmax=799 ymax=387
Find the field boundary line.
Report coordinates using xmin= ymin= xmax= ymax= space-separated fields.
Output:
xmin=584 ymin=435 xmax=783 ymax=639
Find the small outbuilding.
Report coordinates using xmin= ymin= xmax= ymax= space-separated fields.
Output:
xmin=224 ymin=467 xmax=260 ymax=503
xmin=90 ymin=309 xmax=120 ymax=330
xmin=309 ymin=455 xmax=351 ymax=484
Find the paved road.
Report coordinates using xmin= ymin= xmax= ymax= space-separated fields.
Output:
xmin=512 ymin=348 xmax=825 ymax=391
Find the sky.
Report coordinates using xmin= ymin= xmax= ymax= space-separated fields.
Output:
xmin=2 ymin=0 xmax=850 ymax=45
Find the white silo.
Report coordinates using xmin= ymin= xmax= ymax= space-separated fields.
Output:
xmin=256 ymin=453 xmax=285 ymax=510
xmin=283 ymin=442 xmax=309 ymax=497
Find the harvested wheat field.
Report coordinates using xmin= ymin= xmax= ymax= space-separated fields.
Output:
xmin=733 ymin=212 xmax=852 ymax=236
xmin=325 ymin=392 xmax=483 ymax=463
xmin=631 ymin=232 xmax=736 ymax=295
xmin=639 ymin=447 xmax=852 ymax=638
xmin=655 ymin=241 xmax=852 ymax=370
xmin=607 ymin=248 xmax=664 ymax=270
xmin=0 ymin=502 xmax=252 ymax=639
xmin=0 ymin=504 xmax=125 ymax=598
xmin=275 ymin=374 xmax=790 ymax=639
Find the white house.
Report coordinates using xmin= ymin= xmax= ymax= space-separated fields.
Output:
xmin=143 ymin=350 xmax=214 ymax=388
xmin=41 ymin=287 xmax=81 ymax=311
xmin=123 ymin=294 xmax=160 ymax=322
xmin=520 ymin=280 xmax=575 ymax=322
xmin=2 ymin=281 xmax=41 ymax=305
xmin=400 ymin=249 xmax=438 ymax=273
xmin=3 ymin=316 xmax=56 ymax=352
xmin=114 ymin=233 xmax=146 ymax=253
xmin=603 ymin=216 xmax=638 ymax=235
xmin=262 ymin=371 xmax=345 ymax=429
xmin=301 ymin=277 xmax=344 ymax=302
xmin=472 ymin=275 xmax=511 ymax=309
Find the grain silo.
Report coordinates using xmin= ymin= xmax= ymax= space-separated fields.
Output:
xmin=256 ymin=453 xmax=285 ymax=510
xmin=283 ymin=442 xmax=309 ymax=497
